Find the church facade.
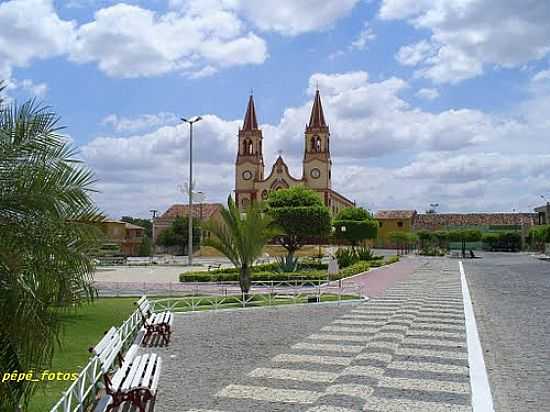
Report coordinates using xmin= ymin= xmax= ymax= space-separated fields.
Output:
xmin=235 ymin=90 xmax=355 ymax=214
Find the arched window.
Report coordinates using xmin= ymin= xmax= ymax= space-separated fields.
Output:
xmin=242 ymin=198 xmax=250 ymax=208
xmin=310 ymin=136 xmax=316 ymax=152
xmin=315 ymin=136 xmax=321 ymax=152
xmin=242 ymin=140 xmax=247 ymax=155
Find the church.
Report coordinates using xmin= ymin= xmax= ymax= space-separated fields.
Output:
xmin=235 ymin=90 xmax=355 ymax=214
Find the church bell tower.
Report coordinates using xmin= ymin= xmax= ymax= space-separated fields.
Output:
xmin=235 ymin=94 xmax=264 ymax=208
xmin=303 ymin=89 xmax=332 ymax=190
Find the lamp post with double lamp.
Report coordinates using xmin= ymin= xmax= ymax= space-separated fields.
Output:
xmin=182 ymin=116 xmax=202 ymax=266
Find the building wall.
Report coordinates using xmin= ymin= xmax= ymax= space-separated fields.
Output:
xmin=98 ymin=221 xmax=144 ymax=257
xmin=376 ymin=217 xmax=414 ymax=248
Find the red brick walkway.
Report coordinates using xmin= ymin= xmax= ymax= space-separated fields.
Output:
xmin=343 ymin=257 xmax=421 ymax=298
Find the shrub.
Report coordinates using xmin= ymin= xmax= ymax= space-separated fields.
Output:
xmin=276 ymin=255 xmax=299 ymax=272
xmin=338 ymin=261 xmax=370 ymax=278
xmin=482 ymin=231 xmax=522 ymax=251
xmin=355 ymin=246 xmax=375 ymax=261
xmin=335 ymin=248 xmax=357 ymax=267
xmin=386 ymin=255 xmax=400 ymax=264
xmin=180 ymin=269 xmax=327 ymax=282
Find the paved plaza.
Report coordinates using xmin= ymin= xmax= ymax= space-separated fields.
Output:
xmin=463 ymin=253 xmax=550 ymax=412
xmin=144 ymin=258 xmax=472 ymax=411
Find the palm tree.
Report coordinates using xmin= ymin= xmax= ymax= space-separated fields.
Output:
xmin=0 ymin=98 xmax=103 ymax=409
xmin=202 ymin=196 xmax=279 ymax=295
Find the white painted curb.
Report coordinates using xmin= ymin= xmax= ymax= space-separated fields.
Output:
xmin=459 ymin=260 xmax=495 ymax=412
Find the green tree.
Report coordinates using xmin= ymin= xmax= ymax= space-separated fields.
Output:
xmin=157 ymin=216 xmax=200 ymax=255
xmin=0 ymin=99 xmax=102 ymax=409
xmin=266 ymin=186 xmax=331 ymax=261
xmin=333 ymin=207 xmax=378 ymax=249
xmin=447 ymin=229 xmax=482 ymax=257
xmin=202 ymin=196 xmax=279 ymax=294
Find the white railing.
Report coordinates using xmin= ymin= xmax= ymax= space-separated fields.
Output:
xmin=150 ymin=282 xmax=365 ymax=313
xmin=49 ymin=282 xmax=363 ymax=411
xmin=49 ymin=307 xmax=143 ymax=412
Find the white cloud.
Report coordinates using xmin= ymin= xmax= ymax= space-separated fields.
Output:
xmin=415 ymin=87 xmax=439 ymax=100
xmin=0 ymin=0 xmax=76 ymax=68
xmin=350 ymin=22 xmax=376 ymax=50
xmin=101 ymin=113 xmax=180 ymax=133
xmin=382 ymin=0 xmax=550 ymax=83
xmin=395 ymin=40 xmax=434 ymax=66
xmin=532 ymin=69 xmax=550 ymax=83
xmin=70 ymin=3 xmax=267 ymax=78
xmin=212 ymin=0 xmax=360 ymax=36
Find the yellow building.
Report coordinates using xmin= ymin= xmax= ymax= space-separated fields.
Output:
xmin=375 ymin=210 xmax=417 ymax=248
xmin=235 ymin=91 xmax=354 ymax=214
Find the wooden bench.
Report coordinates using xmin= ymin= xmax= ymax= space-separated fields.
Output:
xmin=207 ymin=264 xmax=221 ymax=271
xmin=90 ymin=327 xmax=162 ymax=412
xmin=135 ymin=296 xmax=174 ymax=346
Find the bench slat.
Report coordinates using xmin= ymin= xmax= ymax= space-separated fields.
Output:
xmin=130 ymin=353 xmax=150 ymax=389
xmin=121 ymin=355 xmax=145 ymax=392
xmin=150 ymin=356 xmax=162 ymax=392
xmin=141 ymin=353 xmax=158 ymax=390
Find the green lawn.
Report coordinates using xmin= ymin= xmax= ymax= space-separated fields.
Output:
xmin=29 ymin=298 xmax=136 ymax=412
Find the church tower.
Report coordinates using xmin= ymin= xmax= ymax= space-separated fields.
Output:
xmin=235 ymin=94 xmax=264 ymax=208
xmin=303 ymin=89 xmax=332 ymax=191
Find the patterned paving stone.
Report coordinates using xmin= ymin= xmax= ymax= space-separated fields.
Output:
xmin=146 ymin=258 xmax=473 ymax=411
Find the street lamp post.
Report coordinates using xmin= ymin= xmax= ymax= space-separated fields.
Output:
xmin=182 ymin=116 xmax=202 ymax=266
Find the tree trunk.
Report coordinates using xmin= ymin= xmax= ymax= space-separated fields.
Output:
xmin=239 ymin=265 xmax=251 ymax=297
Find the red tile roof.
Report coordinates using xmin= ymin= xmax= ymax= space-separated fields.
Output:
xmin=413 ymin=213 xmax=537 ymax=230
xmin=158 ymin=203 xmax=223 ymax=221
xmin=375 ymin=210 xmax=417 ymax=219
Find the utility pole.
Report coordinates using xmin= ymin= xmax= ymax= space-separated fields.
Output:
xmin=182 ymin=116 xmax=202 ymax=266
xmin=149 ymin=209 xmax=158 ymax=246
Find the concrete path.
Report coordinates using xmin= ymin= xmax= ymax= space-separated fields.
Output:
xmin=343 ymin=256 xmax=422 ymax=298
xmin=142 ymin=258 xmax=472 ymax=411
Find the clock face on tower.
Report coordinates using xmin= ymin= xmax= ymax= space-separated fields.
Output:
xmin=310 ymin=168 xmax=321 ymax=179
xmin=242 ymin=170 xmax=253 ymax=180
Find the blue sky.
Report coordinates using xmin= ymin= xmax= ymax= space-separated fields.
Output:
xmin=2 ymin=0 xmax=550 ymax=218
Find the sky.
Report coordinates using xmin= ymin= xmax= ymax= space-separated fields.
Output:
xmin=2 ymin=0 xmax=550 ymax=218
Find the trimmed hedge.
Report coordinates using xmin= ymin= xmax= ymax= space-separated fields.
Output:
xmin=180 ymin=255 xmax=400 ymax=283
xmin=180 ymin=269 xmax=327 ymax=282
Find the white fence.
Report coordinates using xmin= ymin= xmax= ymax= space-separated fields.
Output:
xmin=49 ymin=282 xmax=363 ymax=411
xmin=49 ymin=308 xmax=143 ymax=412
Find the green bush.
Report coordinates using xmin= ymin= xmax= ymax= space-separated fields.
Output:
xmin=355 ymin=246 xmax=375 ymax=261
xmin=180 ymin=269 xmax=327 ymax=282
xmin=482 ymin=231 xmax=522 ymax=251
xmin=338 ymin=261 xmax=370 ymax=278
xmin=299 ymin=259 xmax=328 ymax=270
xmin=385 ymin=255 xmax=400 ymax=264
xmin=335 ymin=248 xmax=357 ymax=267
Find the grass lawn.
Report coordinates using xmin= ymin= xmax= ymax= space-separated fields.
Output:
xmin=29 ymin=298 xmax=136 ymax=412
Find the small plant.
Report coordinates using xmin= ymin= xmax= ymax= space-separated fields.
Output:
xmin=276 ymin=255 xmax=300 ymax=272
xmin=335 ymin=247 xmax=358 ymax=268
xmin=355 ymin=246 xmax=375 ymax=261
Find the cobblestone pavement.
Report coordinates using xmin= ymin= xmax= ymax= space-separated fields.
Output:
xmin=145 ymin=258 xmax=471 ymax=412
xmin=462 ymin=253 xmax=550 ymax=412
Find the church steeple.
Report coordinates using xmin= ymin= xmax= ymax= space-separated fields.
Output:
xmin=303 ymin=89 xmax=331 ymax=191
xmin=236 ymin=93 xmax=264 ymax=208
xmin=308 ymin=89 xmax=327 ymax=129
xmin=242 ymin=94 xmax=258 ymax=131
